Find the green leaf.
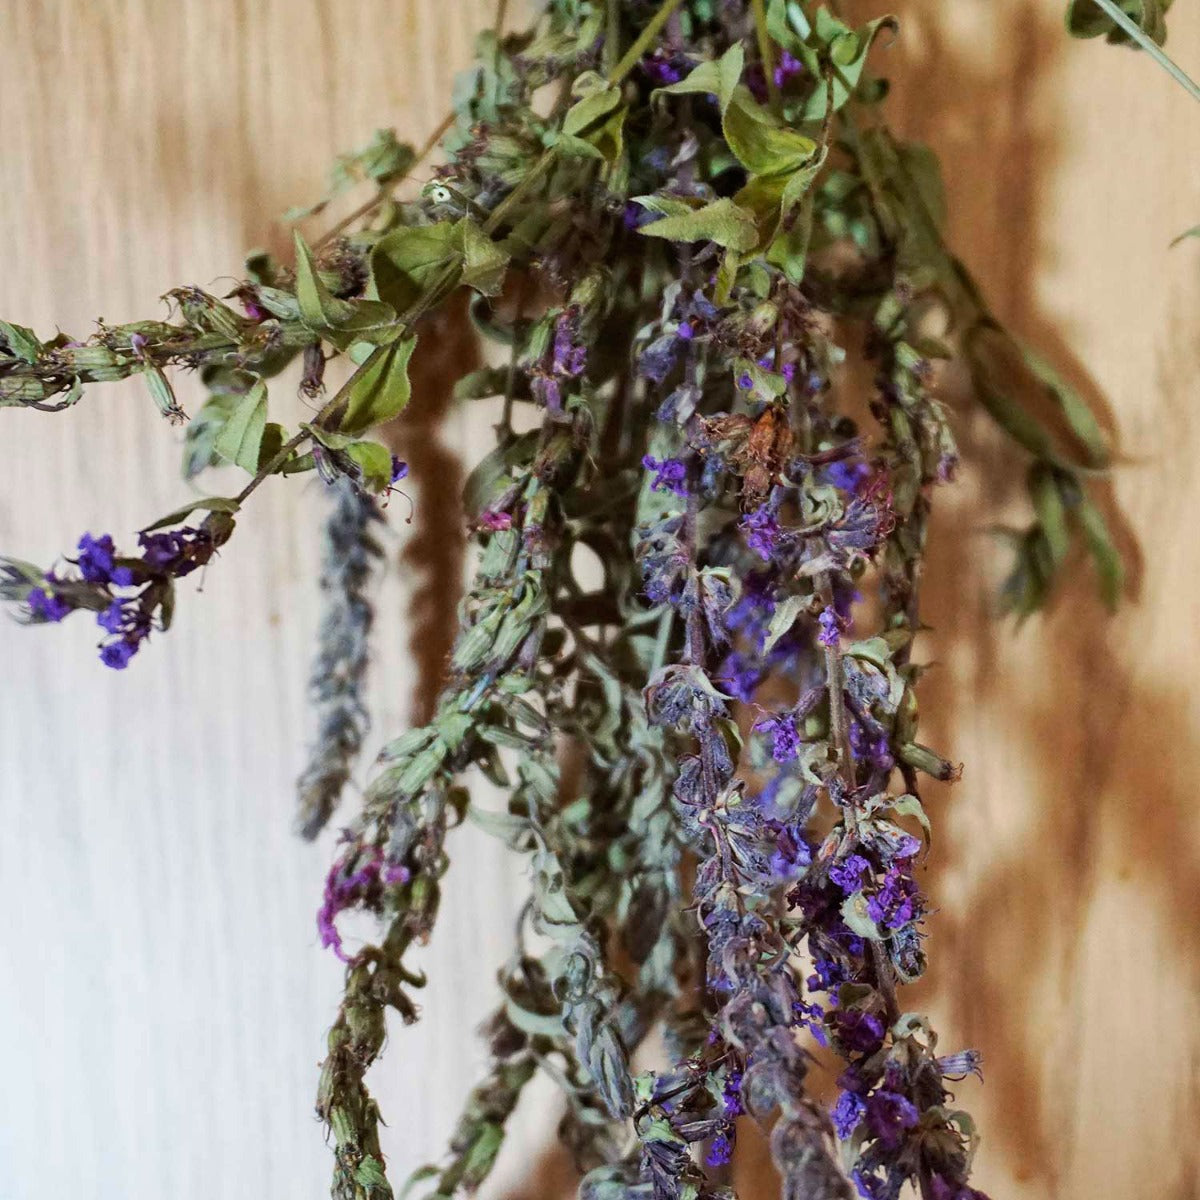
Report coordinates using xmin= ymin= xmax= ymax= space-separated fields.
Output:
xmin=0 ymin=319 xmax=41 ymax=363
xmin=333 ymin=335 xmax=417 ymax=435
xmin=636 ymin=197 xmax=760 ymax=252
xmin=1073 ymin=493 xmax=1125 ymax=610
xmin=888 ymin=793 xmax=933 ymax=847
xmin=965 ymin=321 xmax=1110 ymax=471
xmin=653 ymin=43 xmax=743 ymax=110
xmin=213 ymin=380 xmax=268 ymax=473
xmin=371 ymin=223 xmax=461 ymax=311
xmin=1169 ymin=223 xmax=1200 ymax=248
xmin=563 ymin=73 xmax=623 ymax=135
xmin=1029 ymin=464 xmax=1071 ymax=566
xmin=654 ymin=46 xmax=817 ymax=177
xmin=292 ymin=232 xmax=355 ymax=329
xmin=763 ymin=594 xmax=807 ymax=654
xmin=797 ymin=13 xmax=898 ymax=121
xmin=182 ymin=393 xmax=239 ymax=480
xmin=723 ymin=87 xmax=818 ymax=176
xmin=457 ymin=219 xmax=510 ymax=296
xmin=257 ymin=421 xmax=288 ymax=471
xmin=140 ymin=496 xmax=241 ymax=533
xmin=343 ymin=439 xmax=394 ymax=493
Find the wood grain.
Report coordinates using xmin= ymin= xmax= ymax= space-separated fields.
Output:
xmin=0 ymin=4 xmax=1197 ymax=1199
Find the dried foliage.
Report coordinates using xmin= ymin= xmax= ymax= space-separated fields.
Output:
xmin=2 ymin=2 xmax=1182 ymax=1198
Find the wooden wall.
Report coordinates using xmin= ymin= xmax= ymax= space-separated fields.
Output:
xmin=1 ymin=3 xmax=1196 ymax=1198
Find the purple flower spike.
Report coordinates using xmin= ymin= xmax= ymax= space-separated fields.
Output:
xmin=390 ymin=457 xmax=409 ymax=483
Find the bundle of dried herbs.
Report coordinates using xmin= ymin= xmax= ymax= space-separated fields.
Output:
xmin=2 ymin=2 xmax=1189 ymax=1198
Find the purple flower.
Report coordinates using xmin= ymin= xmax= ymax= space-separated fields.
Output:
xmin=866 ymin=863 xmax=923 ymax=930
xmin=753 ymin=711 xmax=800 ymax=763
xmin=767 ymin=822 xmax=812 ymax=882
xmin=99 ymin=638 xmax=139 ymax=670
xmin=318 ymin=852 xmax=384 ymax=962
xmin=76 ymin=533 xmax=117 ymax=583
xmin=390 ymin=456 xmax=408 ymax=483
xmin=851 ymin=1168 xmax=891 ymax=1200
xmin=705 ymin=1130 xmax=734 ymax=1167
xmin=552 ymin=316 xmax=587 ymax=377
xmin=676 ymin=321 xmax=694 ymax=340
xmin=818 ymin=605 xmax=840 ymax=647
xmin=740 ymin=505 xmax=780 ymax=561
xmin=478 ymin=509 xmax=514 ymax=531
xmin=773 ymin=50 xmax=805 ymax=88
xmin=850 ymin=720 xmax=894 ymax=772
xmin=829 ymin=853 xmax=872 ymax=894
xmin=826 ymin=459 xmax=871 ymax=495
xmin=96 ymin=600 xmax=128 ymax=634
xmin=642 ymin=455 xmax=689 ymax=496
xmin=831 ymin=1007 xmax=885 ymax=1055
xmin=642 ymin=54 xmax=685 ymax=86
xmin=936 ymin=1049 xmax=984 ymax=1080
xmin=736 ymin=372 xmax=753 ymax=390
xmin=808 ymin=956 xmax=847 ymax=993
xmin=793 ymin=997 xmax=828 ymax=1045
xmin=136 ymin=526 xmax=210 ymax=577
xmin=623 ymin=202 xmax=658 ymax=231
xmin=716 ymin=651 xmax=760 ymax=702
xmin=27 ymin=587 xmax=71 ymax=622
xmin=864 ymin=1088 xmax=919 ymax=1149
xmin=531 ymin=374 xmax=563 ymax=411
xmin=639 ymin=335 xmax=680 ymax=385
xmin=832 ymin=1090 xmax=866 ymax=1139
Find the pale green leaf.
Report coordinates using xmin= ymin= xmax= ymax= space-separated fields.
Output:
xmin=293 ymin=232 xmax=355 ymax=329
xmin=636 ymin=198 xmax=760 ymax=252
xmin=333 ymin=335 xmax=417 ymax=435
xmin=213 ymin=379 xmax=268 ymax=473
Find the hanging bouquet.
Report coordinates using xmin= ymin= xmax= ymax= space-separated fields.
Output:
xmin=1 ymin=2 xmax=1186 ymax=1198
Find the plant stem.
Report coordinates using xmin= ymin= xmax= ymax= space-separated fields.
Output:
xmin=606 ymin=0 xmax=687 ymax=86
xmin=604 ymin=0 xmax=621 ymax=77
xmin=1088 ymin=0 xmax=1200 ymax=102
xmin=312 ymin=110 xmax=456 ymax=251
xmin=750 ymin=0 xmax=782 ymax=113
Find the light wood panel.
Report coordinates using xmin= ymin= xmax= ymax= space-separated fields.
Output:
xmin=0 ymin=4 xmax=1196 ymax=1199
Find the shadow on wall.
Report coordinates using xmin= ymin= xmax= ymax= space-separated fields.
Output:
xmin=386 ymin=292 xmax=479 ymax=725
xmin=868 ymin=3 xmax=1196 ymax=1198
xmin=393 ymin=3 xmax=1198 ymax=1199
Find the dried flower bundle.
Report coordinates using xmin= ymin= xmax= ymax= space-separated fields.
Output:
xmin=1 ymin=2 xmax=1186 ymax=1198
